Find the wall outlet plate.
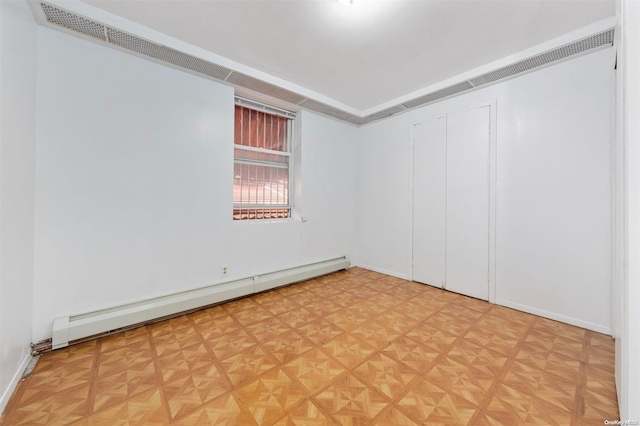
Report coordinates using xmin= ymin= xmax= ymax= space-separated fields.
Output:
xmin=221 ymin=265 xmax=229 ymax=277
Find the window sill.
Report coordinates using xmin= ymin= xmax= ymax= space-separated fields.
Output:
xmin=232 ymin=217 xmax=297 ymax=224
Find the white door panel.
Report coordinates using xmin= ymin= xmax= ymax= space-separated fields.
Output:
xmin=412 ymin=106 xmax=490 ymax=300
xmin=445 ymin=107 xmax=490 ymax=300
xmin=412 ymin=118 xmax=446 ymax=288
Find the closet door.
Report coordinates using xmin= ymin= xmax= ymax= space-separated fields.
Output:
xmin=412 ymin=118 xmax=446 ymax=288
xmin=445 ymin=106 xmax=490 ymax=300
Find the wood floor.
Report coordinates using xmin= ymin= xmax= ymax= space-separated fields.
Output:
xmin=1 ymin=268 xmax=618 ymax=425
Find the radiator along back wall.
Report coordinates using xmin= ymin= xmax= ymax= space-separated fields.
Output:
xmin=32 ymin=27 xmax=358 ymax=342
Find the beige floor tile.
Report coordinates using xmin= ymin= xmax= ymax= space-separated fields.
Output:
xmin=0 ymin=267 xmax=618 ymax=426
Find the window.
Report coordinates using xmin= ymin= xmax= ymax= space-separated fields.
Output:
xmin=233 ymin=100 xmax=294 ymax=220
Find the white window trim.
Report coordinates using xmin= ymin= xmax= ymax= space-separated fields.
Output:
xmin=233 ymin=98 xmax=296 ymax=220
xmin=235 ymin=96 xmax=296 ymax=119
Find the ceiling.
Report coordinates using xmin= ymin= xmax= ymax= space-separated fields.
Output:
xmin=80 ymin=0 xmax=615 ymax=112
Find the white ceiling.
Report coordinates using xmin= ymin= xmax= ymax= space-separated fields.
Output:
xmin=82 ymin=0 xmax=615 ymax=111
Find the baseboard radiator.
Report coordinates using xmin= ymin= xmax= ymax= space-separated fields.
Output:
xmin=51 ymin=256 xmax=349 ymax=350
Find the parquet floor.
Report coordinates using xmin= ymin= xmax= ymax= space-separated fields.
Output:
xmin=1 ymin=267 xmax=618 ymax=425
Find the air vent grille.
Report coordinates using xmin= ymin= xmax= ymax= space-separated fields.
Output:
xmin=226 ymin=72 xmax=308 ymax=105
xmin=41 ymin=3 xmax=106 ymax=41
xmin=473 ymin=29 xmax=614 ymax=85
xmin=106 ymin=28 xmax=232 ymax=80
xmin=38 ymin=2 xmax=614 ymax=126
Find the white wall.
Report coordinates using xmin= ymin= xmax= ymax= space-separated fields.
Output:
xmin=357 ymin=48 xmax=615 ymax=333
xmin=0 ymin=0 xmax=37 ymax=413
xmin=33 ymin=28 xmax=357 ymax=342
xmin=615 ymin=0 xmax=640 ymax=419
xmin=219 ymin=109 xmax=358 ymax=279
xmin=356 ymin=116 xmax=412 ymax=278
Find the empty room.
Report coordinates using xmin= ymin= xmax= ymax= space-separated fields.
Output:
xmin=0 ymin=0 xmax=638 ymax=424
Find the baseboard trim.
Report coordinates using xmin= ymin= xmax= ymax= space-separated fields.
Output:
xmin=0 ymin=351 xmax=32 ymax=415
xmin=352 ymin=263 xmax=409 ymax=280
xmin=496 ymin=298 xmax=612 ymax=335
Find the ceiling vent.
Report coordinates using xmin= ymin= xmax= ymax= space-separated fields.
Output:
xmin=37 ymin=2 xmax=614 ymax=127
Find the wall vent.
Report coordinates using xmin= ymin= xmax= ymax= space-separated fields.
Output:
xmin=37 ymin=2 xmax=614 ymax=127
xmin=106 ymin=28 xmax=233 ymax=80
xmin=41 ymin=3 xmax=107 ymax=41
xmin=470 ymin=29 xmax=614 ymax=86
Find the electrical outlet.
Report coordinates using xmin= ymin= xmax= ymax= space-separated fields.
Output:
xmin=221 ymin=265 xmax=228 ymax=277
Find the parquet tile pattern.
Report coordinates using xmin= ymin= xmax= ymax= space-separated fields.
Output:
xmin=1 ymin=268 xmax=618 ymax=425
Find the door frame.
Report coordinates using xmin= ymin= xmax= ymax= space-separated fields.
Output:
xmin=408 ymin=98 xmax=498 ymax=303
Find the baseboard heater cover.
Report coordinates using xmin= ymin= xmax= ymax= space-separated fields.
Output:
xmin=254 ymin=257 xmax=350 ymax=293
xmin=51 ymin=256 xmax=349 ymax=350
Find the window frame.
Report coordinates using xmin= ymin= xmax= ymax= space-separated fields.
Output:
xmin=233 ymin=97 xmax=295 ymax=221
